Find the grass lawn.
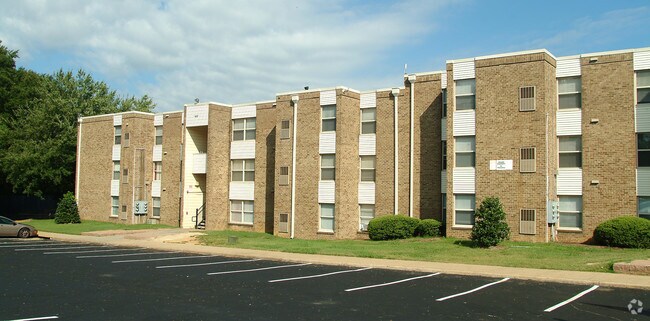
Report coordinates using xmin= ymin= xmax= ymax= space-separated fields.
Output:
xmin=197 ymin=230 xmax=650 ymax=273
xmin=24 ymin=219 xmax=175 ymax=235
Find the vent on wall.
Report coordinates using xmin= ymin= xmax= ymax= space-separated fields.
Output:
xmin=279 ymin=213 xmax=289 ymax=233
xmin=520 ymin=147 xmax=536 ymax=173
xmin=280 ymin=120 xmax=290 ymax=139
xmin=519 ymin=86 xmax=535 ymax=111
xmin=520 ymin=209 xmax=536 ymax=235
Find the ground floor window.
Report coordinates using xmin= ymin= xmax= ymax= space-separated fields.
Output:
xmin=638 ymin=197 xmax=650 ymax=220
xmin=111 ymin=197 xmax=119 ymax=217
xmin=359 ymin=204 xmax=374 ymax=231
xmin=152 ymin=197 xmax=161 ymax=218
xmin=230 ymin=200 xmax=254 ymax=224
xmin=454 ymin=194 xmax=475 ymax=226
xmin=559 ymin=195 xmax=582 ymax=229
xmin=320 ymin=203 xmax=335 ymax=232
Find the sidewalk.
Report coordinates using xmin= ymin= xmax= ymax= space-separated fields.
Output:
xmin=39 ymin=229 xmax=650 ymax=290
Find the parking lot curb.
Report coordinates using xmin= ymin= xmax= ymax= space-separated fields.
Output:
xmin=39 ymin=231 xmax=650 ymax=290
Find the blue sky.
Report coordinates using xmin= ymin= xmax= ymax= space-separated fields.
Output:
xmin=0 ymin=0 xmax=648 ymax=112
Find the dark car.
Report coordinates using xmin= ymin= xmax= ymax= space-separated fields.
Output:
xmin=0 ymin=215 xmax=38 ymax=238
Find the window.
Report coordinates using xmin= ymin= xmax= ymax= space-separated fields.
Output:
xmin=638 ymin=197 xmax=650 ymax=219
xmin=231 ymin=159 xmax=255 ymax=182
xmin=455 ymin=136 xmax=475 ymax=167
xmin=155 ymin=126 xmax=163 ymax=145
xmin=637 ymin=70 xmax=650 ymax=104
xmin=114 ymin=126 xmax=122 ymax=145
xmin=152 ymin=197 xmax=160 ymax=218
xmin=233 ymin=118 xmax=256 ymax=141
xmin=442 ymin=194 xmax=447 ymax=221
xmin=122 ymin=168 xmax=128 ymax=182
xmin=559 ymin=196 xmax=582 ymax=229
xmin=321 ymin=154 xmax=335 ymax=180
xmin=638 ymin=133 xmax=650 ymax=167
xmin=359 ymin=204 xmax=374 ymax=231
xmin=455 ymin=79 xmax=476 ymax=110
xmin=320 ymin=203 xmax=335 ymax=232
xmin=230 ymin=200 xmax=254 ymax=224
xmin=279 ymin=213 xmax=289 ymax=233
xmin=442 ymin=141 xmax=447 ymax=170
xmin=123 ymin=132 xmax=130 ymax=147
xmin=113 ymin=161 xmax=120 ymax=180
xmin=111 ymin=197 xmax=119 ymax=217
xmin=154 ymin=161 xmax=162 ymax=181
xmin=519 ymin=86 xmax=535 ymax=111
xmin=520 ymin=147 xmax=536 ymax=172
xmin=279 ymin=166 xmax=289 ymax=186
xmin=361 ymin=108 xmax=376 ymax=134
xmin=519 ymin=209 xmax=536 ymax=235
xmin=454 ymin=194 xmax=475 ymax=226
xmin=280 ymin=120 xmax=290 ymax=140
xmin=360 ymin=156 xmax=375 ymax=182
xmin=322 ymin=105 xmax=336 ymax=132
xmin=442 ymin=89 xmax=447 ymax=118
xmin=558 ymin=77 xmax=581 ymax=109
xmin=559 ymin=136 xmax=582 ymax=168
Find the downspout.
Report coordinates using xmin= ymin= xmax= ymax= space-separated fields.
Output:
xmin=545 ymin=112 xmax=549 ymax=243
xmin=290 ymin=95 xmax=299 ymax=239
xmin=407 ymin=75 xmax=416 ymax=218
xmin=75 ymin=117 xmax=82 ymax=201
xmin=179 ymin=111 xmax=185 ymax=228
xmin=391 ymin=88 xmax=400 ymax=215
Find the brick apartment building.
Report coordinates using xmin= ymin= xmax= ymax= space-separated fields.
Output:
xmin=76 ymin=46 xmax=650 ymax=243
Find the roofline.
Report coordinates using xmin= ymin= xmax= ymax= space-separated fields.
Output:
xmin=447 ymin=49 xmax=556 ymax=64
xmin=276 ymin=86 xmax=360 ymax=97
xmin=79 ymin=110 xmax=154 ymax=121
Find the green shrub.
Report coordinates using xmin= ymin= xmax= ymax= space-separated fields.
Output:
xmin=368 ymin=215 xmax=420 ymax=241
xmin=470 ymin=196 xmax=510 ymax=247
xmin=415 ymin=219 xmax=442 ymax=237
xmin=593 ymin=216 xmax=650 ymax=249
xmin=54 ymin=192 xmax=81 ymax=224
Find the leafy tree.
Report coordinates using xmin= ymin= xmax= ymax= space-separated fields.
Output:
xmin=0 ymin=41 xmax=156 ymax=199
xmin=54 ymin=191 xmax=81 ymax=224
xmin=470 ymin=196 xmax=510 ymax=247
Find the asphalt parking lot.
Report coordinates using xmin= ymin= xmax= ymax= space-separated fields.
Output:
xmin=1 ymin=238 xmax=648 ymax=321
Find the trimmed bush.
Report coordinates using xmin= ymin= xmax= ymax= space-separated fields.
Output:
xmin=415 ymin=219 xmax=442 ymax=237
xmin=470 ymin=196 xmax=510 ymax=247
xmin=593 ymin=217 xmax=650 ymax=249
xmin=368 ymin=215 xmax=420 ymax=241
xmin=54 ymin=192 xmax=81 ymax=224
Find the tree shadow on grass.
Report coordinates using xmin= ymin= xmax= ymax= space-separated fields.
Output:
xmin=453 ymin=240 xmax=479 ymax=248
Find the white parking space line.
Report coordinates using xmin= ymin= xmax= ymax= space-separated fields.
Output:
xmin=113 ymin=255 xmax=220 ymax=264
xmin=344 ymin=273 xmax=441 ymax=292
xmin=543 ymin=285 xmax=599 ymax=312
xmin=269 ymin=267 xmax=372 ymax=283
xmin=436 ymin=277 xmax=511 ymax=301
xmin=76 ymin=251 xmax=181 ymax=259
xmin=15 ymin=245 xmax=107 ymax=251
xmin=43 ymin=248 xmax=143 ymax=255
xmin=6 ymin=316 xmax=59 ymax=321
xmin=156 ymin=258 xmax=260 ymax=269
xmin=207 ymin=263 xmax=312 ymax=276
xmin=0 ymin=242 xmax=61 ymax=248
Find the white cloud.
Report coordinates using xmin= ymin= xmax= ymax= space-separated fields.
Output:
xmin=0 ymin=0 xmax=453 ymax=111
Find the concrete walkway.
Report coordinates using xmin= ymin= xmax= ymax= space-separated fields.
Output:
xmin=38 ymin=229 xmax=650 ymax=290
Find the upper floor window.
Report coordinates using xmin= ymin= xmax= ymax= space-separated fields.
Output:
xmin=322 ymin=105 xmax=336 ymax=132
xmin=455 ymin=79 xmax=476 ymax=110
xmin=442 ymin=141 xmax=447 ymax=170
xmin=153 ymin=161 xmax=162 ymax=181
xmin=558 ymin=77 xmax=581 ymax=109
xmin=442 ymin=89 xmax=447 ymax=117
xmin=231 ymin=159 xmax=255 ymax=182
xmin=559 ymin=136 xmax=582 ymax=168
xmin=638 ymin=70 xmax=650 ymax=104
xmin=455 ymin=136 xmax=475 ymax=167
xmin=360 ymin=156 xmax=376 ymax=182
xmin=361 ymin=108 xmax=376 ymax=134
xmin=638 ymin=133 xmax=650 ymax=167
xmin=280 ymin=120 xmax=290 ymax=140
xmin=233 ymin=118 xmax=256 ymax=141
xmin=155 ymin=126 xmax=163 ymax=145
xmin=113 ymin=161 xmax=120 ymax=180
xmin=320 ymin=154 xmax=335 ymax=180
xmin=114 ymin=126 xmax=122 ymax=145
